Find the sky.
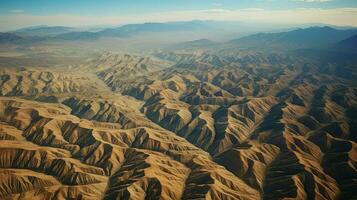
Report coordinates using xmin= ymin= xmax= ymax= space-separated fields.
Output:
xmin=0 ymin=0 xmax=357 ymax=31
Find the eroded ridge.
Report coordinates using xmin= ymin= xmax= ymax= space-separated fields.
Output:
xmin=0 ymin=51 xmax=356 ymax=199
xmin=0 ymin=97 xmax=259 ymax=199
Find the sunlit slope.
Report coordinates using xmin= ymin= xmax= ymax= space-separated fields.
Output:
xmin=0 ymin=51 xmax=356 ymax=199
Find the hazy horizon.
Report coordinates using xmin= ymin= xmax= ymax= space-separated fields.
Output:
xmin=1 ymin=0 xmax=357 ymax=31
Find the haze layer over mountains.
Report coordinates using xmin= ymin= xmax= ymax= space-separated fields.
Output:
xmin=0 ymin=21 xmax=356 ymax=200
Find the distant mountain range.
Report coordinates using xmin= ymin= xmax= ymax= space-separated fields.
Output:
xmin=0 ymin=32 xmax=25 ymax=43
xmin=13 ymin=25 xmax=75 ymax=37
xmin=0 ymin=22 xmax=356 ymax=55
xmin=170 ymin=26 xmax=357 ymax=55
xmin=229 ymin=26 xmax=357 ymax=50
xmin=0 ymin=21 xmax=216 ymax=42
xmin=98 ymin=21 xmax=211 ymax=38
xmin=333 ymin=34 xmax=357 ymax=53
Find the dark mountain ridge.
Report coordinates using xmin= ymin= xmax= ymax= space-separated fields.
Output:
xmin=333 ymin=34 xmax=357 ymax=53
xmin=230 ymin=26 xmax=357 ymax=50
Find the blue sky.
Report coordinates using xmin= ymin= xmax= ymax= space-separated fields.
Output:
xmin=0 ymin=0 xmax=356 ymax=30
xmin=1 ymin=0 xmax=357 ymax=15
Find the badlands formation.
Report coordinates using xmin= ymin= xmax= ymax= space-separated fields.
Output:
xmin=0 ymin=51 xmax=356 ymax=200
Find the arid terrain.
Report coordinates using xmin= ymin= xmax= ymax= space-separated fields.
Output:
xmin=0 ymin=24 xmax=356 ymax=200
